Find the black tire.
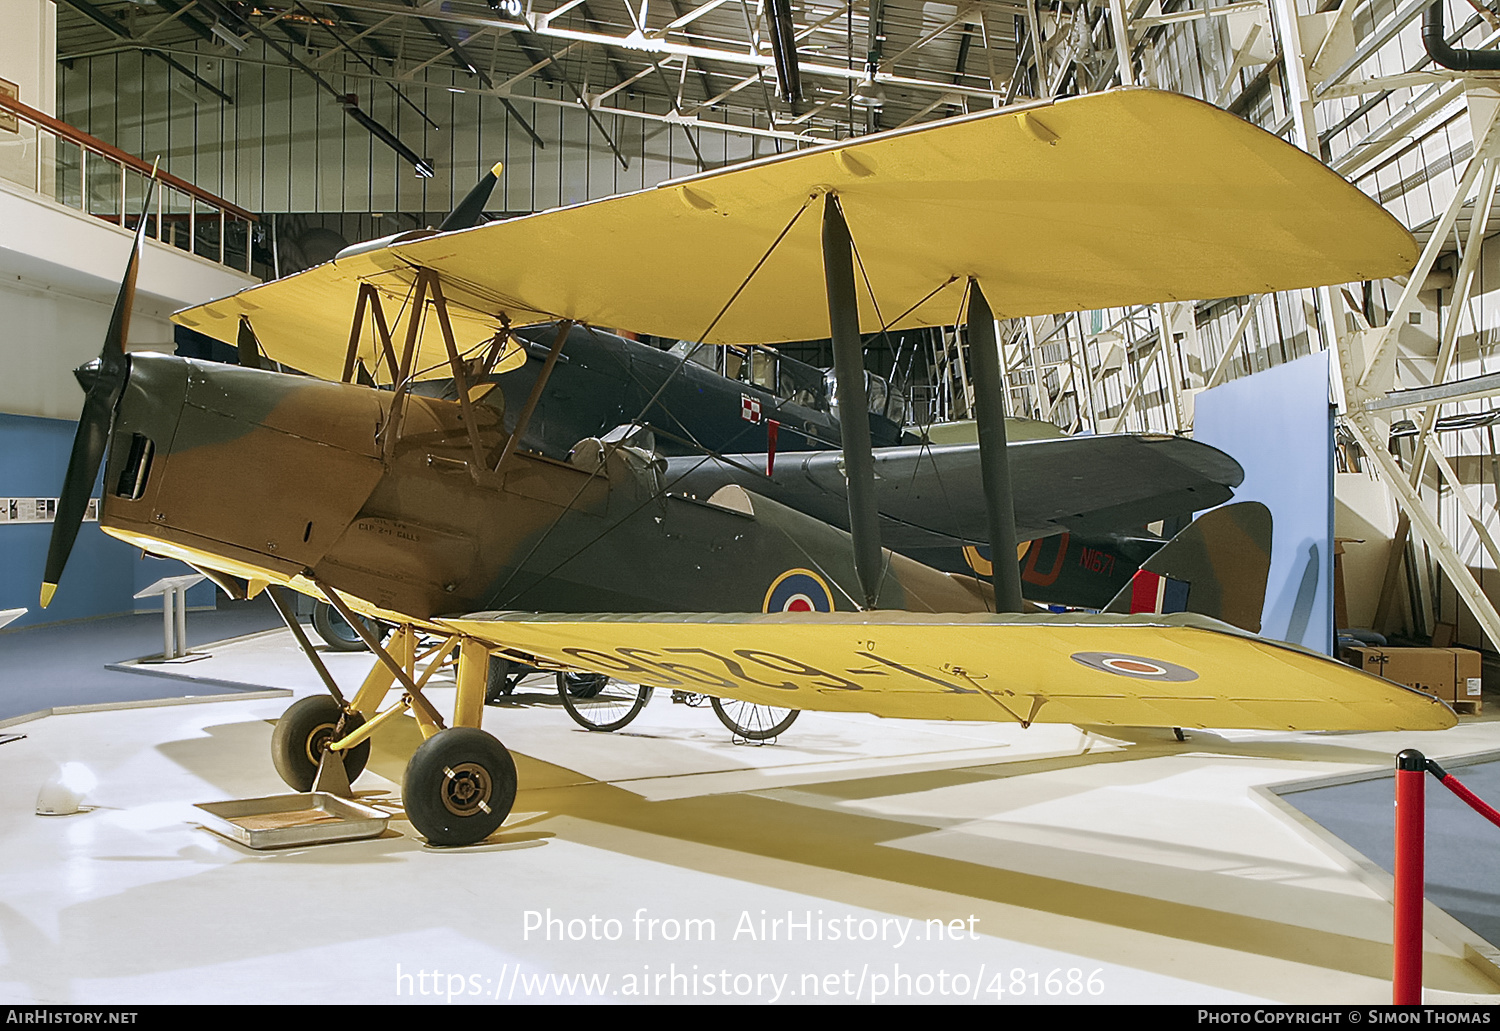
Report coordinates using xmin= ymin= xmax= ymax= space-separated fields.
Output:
xmin=710 ymin=697 xmax=799 ymax=741
xmin=486 ymin=655 xmax=530 ymax=704
xmin=310 ymin=601 xmax=382 ymax=652
xmin=557 ymin=671 xmax=606 ymax=699
xmin=270 ymin=695 xmax=371 ymax=791
xmin=403 ymin=727 xmax=517 ymax=846
xmin=558 ymin=676 xmax=652 ymax=732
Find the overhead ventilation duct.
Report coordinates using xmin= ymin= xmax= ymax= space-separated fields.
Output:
xmin=765 ymin=0 xmax=804 ymax=107
xmin=1422 ymin=1 xmax=1500 ymax=71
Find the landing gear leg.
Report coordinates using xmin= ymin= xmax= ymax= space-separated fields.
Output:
xmin=401 ymin=638 xmax=518 ymax=846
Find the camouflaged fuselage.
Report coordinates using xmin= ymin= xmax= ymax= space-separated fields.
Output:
xmin=99 ymin=354 xmax=985 ymax=624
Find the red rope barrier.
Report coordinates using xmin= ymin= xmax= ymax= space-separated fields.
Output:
xmin=1392 ymin=751 xmax=1500 ymax=1005
xmin=1428 ymin=760 xmax=1500 ymax=830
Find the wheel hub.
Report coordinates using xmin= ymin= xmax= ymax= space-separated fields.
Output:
xmin=441 ymin=762 xmax=493 ymax=816
xmin=304 ymin=722 xmax=337 ymax=766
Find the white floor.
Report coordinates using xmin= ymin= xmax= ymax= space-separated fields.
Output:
xmin=3 ymin=628 xmax=1499 ymax=1005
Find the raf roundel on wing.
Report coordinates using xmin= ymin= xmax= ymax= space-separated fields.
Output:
xmin=764 ymin=569 xmax=834 ymax=613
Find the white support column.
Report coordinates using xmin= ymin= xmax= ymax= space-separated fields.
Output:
xmin=1026 ymin=316 xmax=1050 ymax=421
xmin=1025 ymin=0 xmax=1047 ymax=98
xmin=0 ymin=1 xmax=56 ymax=117
xmin=163 ymin=591 xmax=176 ymax=661
xmin=174 ymin=583 xmax=189 ymax=659
xmin=1069 ymin=317 xmax=1099 ymax=434
xmin=1107 ymin=0 xmax=1135 ymax=86
xmin=1156 ymin=303 xmax=1186 ymax=432
xmin=1268 ymin=0 xmax=1319 ymax=153
xmin=1269 ymin=0 xmax=1355 ymax=416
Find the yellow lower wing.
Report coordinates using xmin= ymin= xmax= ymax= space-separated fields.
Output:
xmin=440 ymin=611 xmax=1455 ymax=732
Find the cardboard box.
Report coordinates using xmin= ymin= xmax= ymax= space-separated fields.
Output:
xmin=1346 ymin=646 xmax=1451 ymax=698
xmin=1453 ymin=647 xmax=1483 ymax=710
xmin=1344 ymin=646 xmax=1483 ymax=710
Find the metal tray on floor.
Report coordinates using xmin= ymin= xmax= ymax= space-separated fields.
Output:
xmin=195 ymin=792 xmax=389 ymax=849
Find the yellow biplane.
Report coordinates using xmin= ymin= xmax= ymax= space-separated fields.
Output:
xmin=44 ymin=87 xmax=1450 ymax=847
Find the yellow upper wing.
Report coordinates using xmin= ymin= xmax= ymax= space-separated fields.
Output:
xmin=173 ymin=89 xmax=1414 ymax=381
xmin=440 ymin=610 xmax=1455 ymax=733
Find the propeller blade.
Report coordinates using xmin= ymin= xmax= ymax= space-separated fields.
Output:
xmin=102 ymin=176 xmax=158 ymax=360
xmin=40 ymin=386 xmax=114 ymax=606
xmin=438 ymin=160 xmax=503 ymax=232
xmin=41 ymin=174 xmax=160 ymax=607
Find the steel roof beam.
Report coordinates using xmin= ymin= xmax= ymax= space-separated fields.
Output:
xmin=494 ymin=20 xmax=630 ymax=167
xmin=146 ymin=0 xmax=220 ymax=45
xmin=67 ymin=40 xmax=820 ymax=141
xmin=402 ymin=0 xmax=496 ymax=84
xmin=309 ymin=0 xmax=1008 ymax=101
xmin=665 ymin=0 xmax=717 ymax=103
xmin=57 ymin=0 xmax=235 ymax=103
xmin=578 ymin=2 xmax=638 ymax=88
xmin=197 ymin=0 xmax=439 ymax=172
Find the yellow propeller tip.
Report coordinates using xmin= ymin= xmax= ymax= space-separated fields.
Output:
xmin=40 ymin=583 xmax=56 ymax=608
xmin=490 ymin=160 xmax=505 ymax=178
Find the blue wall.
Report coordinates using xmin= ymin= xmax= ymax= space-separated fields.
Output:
xmin=0 ymin=412 xmax=214 ymax=630
xmin=1193 ymin=352 xmax=1336 ymax=655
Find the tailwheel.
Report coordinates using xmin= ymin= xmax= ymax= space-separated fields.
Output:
xmin=403 ymin=727 xmax=517 ymax=846
xmin=271 ymin=695 xmax=370 ymax=791
xmin=485 ymin=656 xmax=532 ymax=704
xmin=558 ymin=672 xmax=606 ymax=698
xmin=558 ymin=674 xmax=652 ymax=732
xmin=310 ymin=600 xmax=387 ymax=652
xmin=710 ymin=697 xmax=799 ymax=742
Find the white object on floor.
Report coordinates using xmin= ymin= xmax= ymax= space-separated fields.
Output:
xmin=35 ymin=761 xmax=96 ymax=815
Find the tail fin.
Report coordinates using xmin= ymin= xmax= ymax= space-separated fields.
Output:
xmin=1102 ymin=501 xmax=1271 ymax=632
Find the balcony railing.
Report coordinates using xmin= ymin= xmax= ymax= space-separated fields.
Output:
xmin=0 ymin=92 xmax=256 ymax=274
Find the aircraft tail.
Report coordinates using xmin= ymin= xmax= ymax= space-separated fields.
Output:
xmin=1102 ymin=501 xmax=1271 ymax=632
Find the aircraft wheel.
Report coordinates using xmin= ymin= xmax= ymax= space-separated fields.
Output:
xmin=486 ymin=656 xmax=530 ymax=704
xmin=403 ymin=727 xmax=517 ymax=846
xmin=559 ymin=677 xmax=652 ymax=732
xmin=310 ymin=601 xmax=384 ymax=652
xmin=557 ymin=671 xmax=606 ymax=698
xmin=271 ymin=695 xmax=370 ymax=791
xmin=710 ymin=697 xmax=799 ymax=742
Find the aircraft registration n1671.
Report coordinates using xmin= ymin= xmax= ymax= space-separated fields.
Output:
xmin=44 ymin=88 xmax=1452 ymax=846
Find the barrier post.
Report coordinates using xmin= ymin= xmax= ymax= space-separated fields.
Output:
xmin=1393 ymin=748 xmax=1427 ymax=1005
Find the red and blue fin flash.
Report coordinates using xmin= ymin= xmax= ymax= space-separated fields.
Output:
xmin=1128 ymin=570 xmax=1191 ymax=615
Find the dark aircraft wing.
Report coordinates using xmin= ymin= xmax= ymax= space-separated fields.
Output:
xmin=665 ymin=433 xmax=1242 ymax=548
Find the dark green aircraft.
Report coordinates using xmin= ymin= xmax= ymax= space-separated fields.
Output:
xmin=422 ymin=320 xmax=1236 ymax=613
